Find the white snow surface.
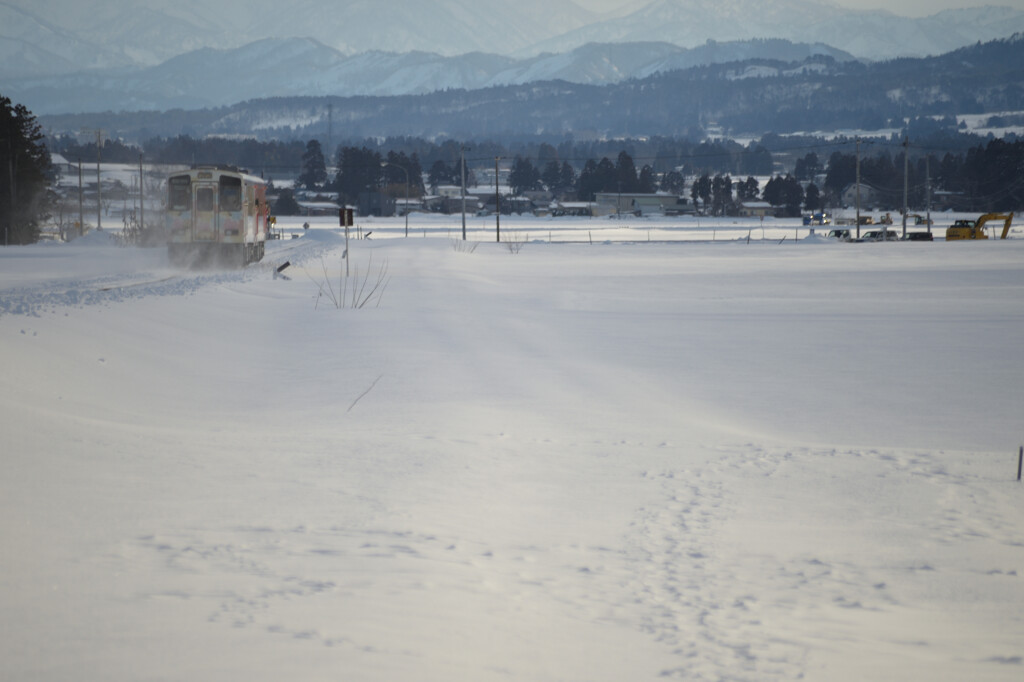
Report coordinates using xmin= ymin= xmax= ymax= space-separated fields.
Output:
xmin=2 ymin=215 xmax=1023 ymax=681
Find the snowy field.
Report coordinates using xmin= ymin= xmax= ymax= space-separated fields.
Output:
xmin=2 ymin=215 xmax=1023 ymax=681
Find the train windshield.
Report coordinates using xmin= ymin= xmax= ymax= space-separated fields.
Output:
xmin=196 ymin=187 xmax=214 ymax=212
xmin=219 ymin=176 xmax=242 ymax=212
xmin=168 ymin=176 xmax=191 ymax=211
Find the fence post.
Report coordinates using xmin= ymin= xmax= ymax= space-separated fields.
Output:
xmin=1017 ymin=446 xmax=1022 ymax=482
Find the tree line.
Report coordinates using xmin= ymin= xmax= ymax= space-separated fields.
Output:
xmin=243 ymin=138 xmax=778 ymax=213
xmin=43 ymin=129 xmax=1024 ymax=220
xmin=1 ymin=95 xmax=52 ymax=244
xmin=815 ymin=138 xmax=1024 ymax=212
xmin=4 ymin=87 xmax=1022 ymax=243
xmin=52 ymin=133 xmax=772 ymax=187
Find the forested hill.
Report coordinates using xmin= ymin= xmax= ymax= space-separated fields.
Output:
xmin=38 ymin=35 xmax=1024 ymax=143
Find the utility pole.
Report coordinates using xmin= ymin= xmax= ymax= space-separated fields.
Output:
xmin=460 ymin=144 xmax=467 ymax=241
xmin=80 ymin=129 xmax=104 ymax=230
xmin=327 ymin=102 xmax=333 ymax=165
xmin=495 ymin=156 xmax=501 ymax=243
xmin=77 ymin=160 xmax=83 ymax=237
xmin=855 ymin=137 xmax=861 ymax=239
xmin=925 ymin=155 xmax=932 ymax=236
xmin=6 ymin=115 xmax=13 ymax=245
xmin=403 ymin=166 xmax=409 ymax=238
xmin=96 ymin=130 xmax=103 ymax=230
xmin=5 ymin=115 xmax=13 ymax=245
xmin=139 ymin=153 xmax=144 ymax=237
xmin=901 ymin=137 xmax=909 ymax=240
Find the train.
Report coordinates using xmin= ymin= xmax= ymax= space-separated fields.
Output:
xmin=166 ymin=166 xmax=270 ymax=267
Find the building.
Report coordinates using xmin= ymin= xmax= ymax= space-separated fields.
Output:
xmin=357 ymin=191 xmax=395 ymax=217
xmin=295 ymin=200 xmax=341 ymax=216
xmin=841 ymin=183 xmax=879 ymax=209
xmin=551 ymin=201 xmax=600 ymax=217
xmin=738 ymin=201 xmax=776 ymax=218
xmin=594 ymin=192 xmax=688 ymax=216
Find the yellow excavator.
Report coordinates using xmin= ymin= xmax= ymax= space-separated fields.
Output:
xmin=945 ymin=212 xmax=1014 ymax=240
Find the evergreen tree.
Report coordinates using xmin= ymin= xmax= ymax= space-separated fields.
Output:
xmin=638 ymin=165 xmax=657 ymax=194
xmin=558 ymin=161 xmax=577 ymax=196
xmin=794 ymin=152 xmax=822 ymax=181
xmin=690 ymin=174 xmax=712 ymax=213
xmin=298 ymin=139 xmax=327 ymax=190
xmin=804 ymin=183 xmax=822 ymax=211
xmin=408 ymin=152 xmax=425 ymax=195
xmin=576 ymin=159 xmax=599 ymax=201
xmin=509 ymin=156 xmax=541 ymax=195
xmin=763 ymin=175 xmax=782 ymax=206
xmin=594 ymin=157 xmax=616 ymax=193
xmin=938 ymin=152 xmax=962 ymax=194
xmin=541 ymin=160 xmax=562 ymax=193
xmin=428 ymin=159 xmax=452 ymax=189
xmin=661 ymin=170 xmax=685 ymax=195
xmin=780 ymin=175 xmax=804 ymax=217
xmin=740 ymin=144 xmax=774 ymax=175
xmin=615 ymin=151 xmax=639 ymax=193
xmin=576 ymin=157 xmax=619 ymax=200
xmin=711 ymin=174 xmax=733 ymax=216
xmin=381 ymin=150 xmax=421 ymax=198
xmin=333 ymin=146 xmax=382 ymax=204
xmin=824 ymin=152 xmax=856 ymax=199
xmin=273 ymin=188 xmax=301 ymax=215
xmin=537 ymin=143 xmax=558 ymax=165
xmin=736 ymin=176 xmax=760 ymax=202
xmin=1 ymin=96 xmax=52 ymax=244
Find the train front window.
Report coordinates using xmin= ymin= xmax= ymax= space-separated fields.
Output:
xmin=219 ymin=176 xmax=242 ymax=212
xmin=196 ymin=187 xmax=214 ymax=212
xmin=168 ymin=176 xmax=191 ymax=211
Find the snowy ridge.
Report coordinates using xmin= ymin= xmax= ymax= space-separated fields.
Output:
xmin=6 ymin=37 xmax=855 ymax=115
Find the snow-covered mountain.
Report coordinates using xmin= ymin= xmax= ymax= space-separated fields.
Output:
xmin=33 ymin=34 xmax=1022 ymax=142
xmin=0 ymin=0 xmax=598 ymax=74
xmin=805 ymin=6 xmax=1024 ymax=59
xmin=0 ymin=1 xmax=230 ymax=77
xmin=523 ymin=1 xmax=1024 ymax=60
xmin=4 ymin=0 xmax=1024 ymax=116
xmin=3 ymin=0 xmax=1023 ymax=83
xmin=520 ymin=0 xmax=844 ymax=56
xmin=6 ymin=38 xmax=855 ymax=115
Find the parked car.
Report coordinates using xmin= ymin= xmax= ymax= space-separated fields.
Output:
xmin=902 ymin=231 xmax=934 ymax=241
xmin=826 ymin=228 xmax=851 ymax=241
xmin=861 ymin=229 xmax=899 ymax=241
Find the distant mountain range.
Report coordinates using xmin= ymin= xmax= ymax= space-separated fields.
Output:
xmin=4 ymin=38 xmax=856 ymax=115
xmin=36 ymin=35 xmax=1024 ymax=144
xmin=2 ymin=1 xmax=1024 ymax=114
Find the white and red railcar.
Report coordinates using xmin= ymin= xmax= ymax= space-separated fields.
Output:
xmin=166 ymin=166 xmax=270 ymax=267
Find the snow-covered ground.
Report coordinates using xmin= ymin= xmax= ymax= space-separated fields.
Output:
xmin=2 ymin=215 xmax=1023 ymax=681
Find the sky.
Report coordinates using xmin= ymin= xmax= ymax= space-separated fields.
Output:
xmin=579 ymin=0 xmax=1024 ymax=17
xmin=827 ymin=0 xmax=1024 ymax=14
